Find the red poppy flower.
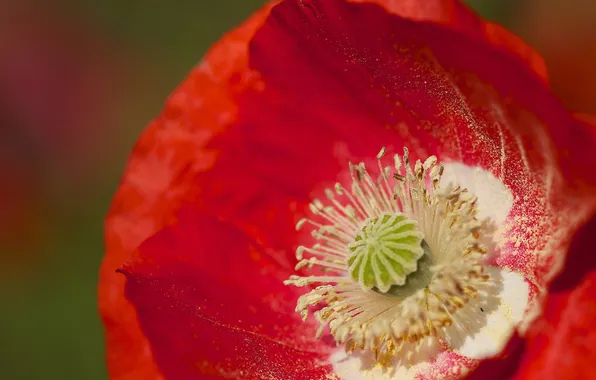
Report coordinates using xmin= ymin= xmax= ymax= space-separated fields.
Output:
xmin=99 ymin=1 xmax=596 ymax=379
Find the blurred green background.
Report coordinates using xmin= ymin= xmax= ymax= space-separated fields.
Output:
xmin=0 ymin=0 xmax=593 ymax=379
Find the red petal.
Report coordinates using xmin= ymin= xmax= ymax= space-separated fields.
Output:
xmin=470 ymin=215 xmax=596 ymax=379
xmin=464 ymin=335 xmax=526 ymax=380
xmin=510 ymin=215 xmax=596 ymax=380
xmin=351 ymin=0 xmax=548 ymax=83
xmin=121 ymin=212 xmax=336 ymax=379
xmin=99 ymin=4 xmax=278 ymax=379
xmin=570 ymin=113 xmax=596 ymax=191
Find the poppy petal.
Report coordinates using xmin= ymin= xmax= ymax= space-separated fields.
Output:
xmin=570 ymin=113 xmax=596 ymax=189
xmin=509 ymin=215 xmax=596 ymax=380
xmin=351 ymin=0 xmax=548 ymax=82
xmin=121 ymin=212 xmax=336 ymax=379
xmin=98 ymin=4 xmax=278 ymax=379
xmin=449 ymin=267 xmax=528 ymax=360
xmin=330 ymin=346 xmax=478 ymax=379
xmin=469 ymin=215 xmax=596 ymax=379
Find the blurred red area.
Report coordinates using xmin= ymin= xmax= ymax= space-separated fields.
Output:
xmin=0 ymin=1 xmax=131 ymax=273
xmin=0 ymin=155 xmax=40 ymax=269
xmin=515 ymin=0 xmax=596 ymax=113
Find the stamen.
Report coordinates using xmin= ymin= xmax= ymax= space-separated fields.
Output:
xmin=285 ymin=147 xmax=495 ymax=366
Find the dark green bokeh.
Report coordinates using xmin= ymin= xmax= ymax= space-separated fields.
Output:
xmin=0 ymin=1 xmax=508 ymax=379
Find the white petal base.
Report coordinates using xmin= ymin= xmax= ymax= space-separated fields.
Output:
xmin=448 ymin=267 xmax=529 ymax=359
xmin=329 ymin=345 xmax=432 ymax=380
xmin=329 ymin=267 xmax=529 ymax=378
xmin=440 ymin=163 xmax=513 ymax=227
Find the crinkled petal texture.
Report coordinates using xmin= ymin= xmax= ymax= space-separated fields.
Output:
xmin=100 ymin=0 xmax=596 ymax=379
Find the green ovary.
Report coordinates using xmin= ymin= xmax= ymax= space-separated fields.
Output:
xmin=347 ymin=213 xmax=425 ymax=293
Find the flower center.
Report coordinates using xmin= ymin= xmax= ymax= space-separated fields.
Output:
xmin=285 ymin=147 xmax=494 ymax=367
xmin=347 ymin=213 xmax=424 ymax=293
